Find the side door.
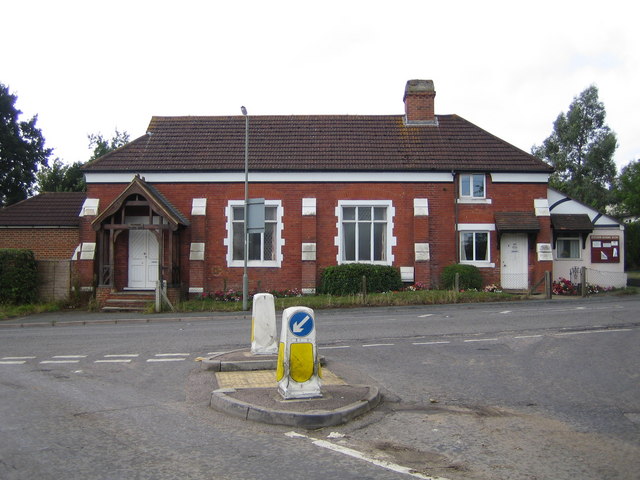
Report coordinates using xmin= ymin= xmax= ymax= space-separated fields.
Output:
xmin=500 ymin=233 xmax=528 ymax=290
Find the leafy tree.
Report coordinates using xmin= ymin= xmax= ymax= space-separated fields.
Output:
xmin=0 ymin=83 xmax=52 ymax=207
xmin=37 ymin=158 xmax=86 ymax=192
xmin=532 ymin=85 xmax=617 ymax=211
xmin=37 ymin=129 xmax=129 ymax=192
xmin=614 ymin=159 xmax=640 ymax=217
xmin=87 ymin=129 xmax=129 ymax=161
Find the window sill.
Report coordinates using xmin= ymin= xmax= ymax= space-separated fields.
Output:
xmin=228 ymin=261 xmax=281 ymax=268
xmin=460 ymin=261 xmax=495 ymax=268
xmin=457 ymin=198 xmax=492 ymax=205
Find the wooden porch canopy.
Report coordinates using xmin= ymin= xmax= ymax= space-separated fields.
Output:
xmin=91 ymin=175 xmax=189 ymax=287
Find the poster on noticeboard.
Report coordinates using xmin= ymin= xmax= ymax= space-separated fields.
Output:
xmin=590 ymin=235 xmax=620 ymax=263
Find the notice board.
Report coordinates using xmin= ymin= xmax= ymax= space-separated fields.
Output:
xmin=590 ymin=235 xmax=620 ymax=263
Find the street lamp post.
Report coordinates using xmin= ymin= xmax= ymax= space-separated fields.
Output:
xmin=241 ymin=106 xmax=249 ymax=311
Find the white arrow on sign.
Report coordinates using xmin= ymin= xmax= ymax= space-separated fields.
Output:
xmin=292 ymin=315 xmax=311 ymax=334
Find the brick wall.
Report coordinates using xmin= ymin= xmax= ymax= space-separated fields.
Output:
xmin=83 ymin=178 xmax=551 ymax=295
xmin=0 ymin=228 xmax=79 ymax=260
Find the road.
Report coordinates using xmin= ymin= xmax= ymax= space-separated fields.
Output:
xmin=1 ymin=295 xmax=639 ymax=479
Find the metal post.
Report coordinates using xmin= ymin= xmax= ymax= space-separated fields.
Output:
xmin=241 ymin=106 xmax=249 ymax=311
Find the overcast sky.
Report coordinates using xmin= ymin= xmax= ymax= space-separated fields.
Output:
xmin=3 ymin=0 xmax=638 ymax=172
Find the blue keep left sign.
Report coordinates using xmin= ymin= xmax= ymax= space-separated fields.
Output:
xmin=288 ymin=311 xmax=314 ymax=337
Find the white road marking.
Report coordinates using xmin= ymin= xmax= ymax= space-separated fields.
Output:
xmin=464 ymin=338 xmax=498 ymax=343
xmin=319 ymin=345 xmax=352 ymax=350
xmin=147 ymin=358 xmax=186 ymax=363
xmin=2 ymin=356 xmax=36 ymax=360
xmin=154 ymin=353 xmax=190 ymax=357
xmin=285 ymin=431 xmax=448 ymax=480
xmin=500 ymin=310 xmax=512 ymax=314
xmin=418 ymin=314 xmax=434 ymax=318
xmin=104 ymin=354 xmax=139 ymax=358
xmin=53 ymin=355 xmax=87 ymax=359
xmin=40 ymin=360 xmax=80 ymax=364
xmin=94 ymin=359 xmax=132 ymax=364
xmin=413 ymin=341 xmax=450 ymax=345
xmin=514 ymin=335 xmax=543 ymax=339
xmin=0 ymin=361 xmax=26 ymax=365
xmin=555 ymin=328 xmax=631 ymax=336
xmin=362 ymin=343 xmax=395 ymax=348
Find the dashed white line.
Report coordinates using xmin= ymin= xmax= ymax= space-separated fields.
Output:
xmin=555 ymin=328 xmax=631 ymax=336
xmin=500 ymin=310 xmax=512 ymax=314
xmin=154 ymin=353 xmax=190 ymax=357
xmin=464 ymin=338 xmax=498 ymax=343
xmin=104 ymin=354 xmax=139 ymax=358
xmin=2 ymin=356 xmax=36 ymax=360
xmin=514 ymin=335 xmax=543 ymax=339
xmin=53 ymin=355 xmax=87 ymax=359
xmin=418 ymin=314 xmax=434 ymax=318
xmin=362 ymin=343 xmax=395 ymax=348
xmin=319 ymin=345 xmax=352 ymax=350
xmin=147 ymin=358 xmax=187 ymax=363
xmin=94 ymin=359 xmax=132 ymax=364
xmin=413 ymin=341 xmax=451 ymax=346
xmin=40 ymin=360 xmax=80 ymax=364
xmin=0 ymin=361 xmax=26 ymax=365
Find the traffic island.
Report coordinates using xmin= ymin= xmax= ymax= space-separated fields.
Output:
xmin=203 ymin=349 xmax=381 ymax=429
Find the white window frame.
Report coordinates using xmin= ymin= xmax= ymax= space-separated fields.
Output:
xmin=555 ymin=235 xmax=581 ymax=260
xmin=458 ymin=223 xmax=495 ymax=267
xmin=335 ymin=200 xmax=395 ymax=265
xmin=458 ymin=173 xmax=492 ymax=204
xmin=225 ymin=200 xmax=283 ymax=268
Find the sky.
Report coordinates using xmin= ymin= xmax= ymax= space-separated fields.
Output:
xmin=3 ymin=0 xmax=639 ymax=172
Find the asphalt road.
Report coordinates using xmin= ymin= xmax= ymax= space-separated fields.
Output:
xmin=1 ymin=295 xmax=639 ymax=479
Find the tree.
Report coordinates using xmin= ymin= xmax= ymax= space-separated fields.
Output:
xmin=36 ymin=129 xmax=130 ymax=193
xmin=0 ymin=83 xmax=52 ymax=207
xmin=532 ymin=85 xmax=617 ymax=212
xmin=87 ymin=129 xmax=129 ymax=161
xmin=614 ymin=159 xmax=640 ymax=218
xmin=36 ymin=158 xmax=86 ymax=192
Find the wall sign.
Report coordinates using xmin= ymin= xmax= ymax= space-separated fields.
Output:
xmin=590 ymin=235 xmax=620 ymax=263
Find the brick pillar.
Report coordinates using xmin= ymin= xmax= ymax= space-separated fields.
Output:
xmin=301 ymin=198 xmax=317 ymax=294
xmin=413 ymin=198 xmax=432 ymax=288
xmin=188 ymin=198 xmax=206 ymax=297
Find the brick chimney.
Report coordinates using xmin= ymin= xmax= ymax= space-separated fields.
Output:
xmin=403 ymin=79 xmax=437 ymax=124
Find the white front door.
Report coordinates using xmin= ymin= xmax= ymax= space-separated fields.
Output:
xmin=500 ymin=233 xmax=528 ymax=290
xmin=128 ymin=228 xmax=159 ymax=290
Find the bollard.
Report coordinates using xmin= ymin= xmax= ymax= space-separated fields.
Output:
xmin=250 ymin=293 xmax=278 ymax=355
xmin=276 ymin=306 xmax=322 ymax=399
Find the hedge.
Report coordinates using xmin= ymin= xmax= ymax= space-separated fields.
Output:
xmin=0 ymin=249 xmax=38 ymax=304
xmin=320 ymin=264 xmax=402 ymax=295
xmin=440 ymin=263 xmax=483 ymax=290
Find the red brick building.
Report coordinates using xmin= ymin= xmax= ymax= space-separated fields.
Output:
xmin=78 ymin=80 xmax=553 ymax=305
xmin=0 ymin=192 xmax=85 ymax=259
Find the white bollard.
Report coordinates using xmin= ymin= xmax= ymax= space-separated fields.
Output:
xmin=250 ymin=293 xmax=278 ymax=355
xmin=276 ymin=306 xmax=322 ymax=399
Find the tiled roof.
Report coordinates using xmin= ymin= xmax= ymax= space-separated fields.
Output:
xmin=0 ymin=192 xmax=86 ymax=227
xmin=551 ymin=214 xmax=594 ymax=232
xmin=83 ymin=115 xmax=553 ymax=173
xmin=495 ymin=212 xmax=540 ymax=232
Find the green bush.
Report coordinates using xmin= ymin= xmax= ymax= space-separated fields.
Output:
xmin=320 ymin=264 xmax=402 ymax=295
xmin=440 ymin=263 xmax=483 ymax=290
xmin=0 ymin=249 xmax=38 ymax=304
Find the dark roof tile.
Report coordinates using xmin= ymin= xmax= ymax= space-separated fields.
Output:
xmin=83 ymin=115 xmax=553 ymax=174
xmin=0 ymin=192 xmax=86 ymax=227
